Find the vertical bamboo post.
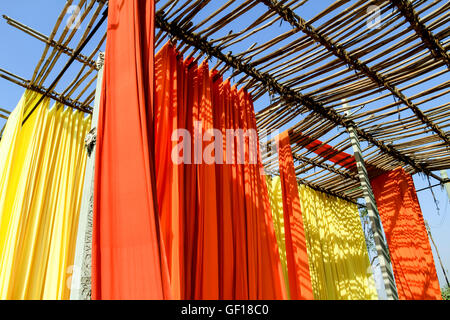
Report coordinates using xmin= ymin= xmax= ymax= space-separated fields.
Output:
xmin=425 ymin=220 xmax=450 ymax=288
xmin=348 ymin=125 xmax=399 ymax=300
xmin=70 ymin=52 xmax=104 ymax=300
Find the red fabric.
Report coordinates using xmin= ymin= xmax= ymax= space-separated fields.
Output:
xmin=92 ymin=0 xmax=170 ymax=300
xmin=371 ymin=168 xmax=442 ymax=300
xmin=277 ymin=131 xmax=314 ymax=300
xmin=153 ymin=43 xmax=287 ymax=299
xmin=296 ymin=133 xmax=384 ymax=175
xmin=303 ymin=139 xmax=355 ymax=170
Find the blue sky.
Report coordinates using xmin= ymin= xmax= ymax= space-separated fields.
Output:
xmin=0 ymin=1 xmax=448 ymax=290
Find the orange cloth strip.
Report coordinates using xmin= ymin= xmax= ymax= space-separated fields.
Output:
xmin=277 ymin=132 xmax=314 ymax=300
xmin=371 ymin=167 xmax=442 ymax=300
xmin=92 ymin=0 xmax=170 ymax=300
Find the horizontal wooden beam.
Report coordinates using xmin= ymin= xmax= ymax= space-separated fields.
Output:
xmin=154 ymin=9 xmax=444 ymax=183
xmin=2 ymin=15 xmax=98 ymax=70
xmin=293 ymin=153 xmax=360 ymax=183
xmin=0 ymin=107 xmax=11 ymax=115
xmin=0 ymin=67 xmax=92 ymax=114
xmin=391 ymin=0 xmax=450 ymax=69
xmin=258 ymin=0 xmax=450 ymax=147
xmin=264 ymin=168 xmax=364 ymax=207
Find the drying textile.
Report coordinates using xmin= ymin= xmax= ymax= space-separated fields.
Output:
xmin=0 ymin=90 xmax=90 ymax=299
xmin=92 ymin=0 xmax=171 ymax=300
xmin=277 ymin=131 xmax=314 ymax=300
xmin=266 ymin=177 xmax=378 ymax=300
xmin=153 ymin=43 xmax=286 ymax=300
xmin=298 ymin=186 xmax=378 ymax=300
xmin=371 ymin=168 xmax=441 ymax=300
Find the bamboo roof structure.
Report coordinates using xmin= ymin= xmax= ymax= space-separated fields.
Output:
xmin=0 ymin=0 xmax=108 ymax=115
xmin=1 ymin=0 xmax=449 ymax=203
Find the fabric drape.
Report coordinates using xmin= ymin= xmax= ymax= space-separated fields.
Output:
xmin=0 ymin=90 xmax=90 ymax=300
xmin=266 ymin=176 xmax=290 ymax=297
xmin=277 ymin=131 xmax=314 ymax=300
xmin=298 ymin=186 xmax=378 ymax=300
xmin=154 ymin=42 xmax=184 ymax=300
xmin=153 ymin=43 xmax=286 ymax=300
xmin=92 ymin=0 xmax=171 ymax=300
xmin=266 ymin=176 xmax=378 ymax=300
xmin=371 ymin=167 xmax=442 ymax=300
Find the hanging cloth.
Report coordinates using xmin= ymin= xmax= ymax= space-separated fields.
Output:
xmin=298 ymin=186 xmax=378 ymax=300
xmin=277 ymin=131 xmax=314 ymax=300
xmin=266 ymin=176 xmax=378 ymax=300
xmin=0 ymin=90 xmax=90 ymax=299
xmin=153 ymin=43 xmax=286 ymax=300
xmin=371 ymin=168 xmax=442 ymax=300
xmin=154 ymin=43 xmax=185 ymax=300
xmin=266 ymin=176 xmax=291 ymax=298
xmin=91 ymin=0 xmax=171 ymax=300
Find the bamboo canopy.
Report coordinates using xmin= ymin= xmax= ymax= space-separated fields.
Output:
xmin=0 ymin=0 xmax=108 ymax=114
xmin=1 ymin=0 xmax=449 ymax=202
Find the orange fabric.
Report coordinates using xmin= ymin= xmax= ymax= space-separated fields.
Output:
xmin=92 ymin=0 xmax=170 ymax=300
xmin=182 ymin=57 xmax=199 ymax=299
xmin=250 ymin=93 xmax=287 ymax=300
xmin=212 ymin=75 xmax=234 ymax=299
xmin=193 ymin=61 xmax=220 ymax=299
xmin=277 ymin=131 xmax=314 ymax=300
xmin=371 ymin=167 xmax=442 ymax=300
xmin=154 ymin=45 xmax=184 ymax=299
xmin=153 ymin=43 xmax=286 ymax=300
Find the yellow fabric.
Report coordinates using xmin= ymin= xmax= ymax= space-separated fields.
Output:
xmin=299 ymin=185 xmax=378 ymax=300
xmin=266 ymin=176 xmax=378 ymax=300
xmin=265 ymin=176 xmax=290 ymax=298
xmin=0 ymin=91 xmax=90 ymax=300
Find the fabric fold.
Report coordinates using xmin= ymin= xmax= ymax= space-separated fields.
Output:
xmin=0 ymin=90 xmax=90 ymax=299
xmin=92 ymin=0 xmax=170 ymax=300
xmin=298 ymin=185 xmax=378 ymax=300
xmin=152 ymin=43 xmax=286 ymax=300
xmin=371 ymin=167 xmax=441 ymax=300
xmin=266 ymin=176 xmax=378 ymax=300
xmin=277 ymin=131 xmax=314 ymax=300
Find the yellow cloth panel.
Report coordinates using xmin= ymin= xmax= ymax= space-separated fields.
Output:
xmin=298 ymin=185 xmax=378 ymax=300
xmin=0 ymin=91 xmax=91 ymax=300
xmin=266 ymin=176 xmax=377 ymax=300
xmin=265 ymin=176 xmax=290 ymax=298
